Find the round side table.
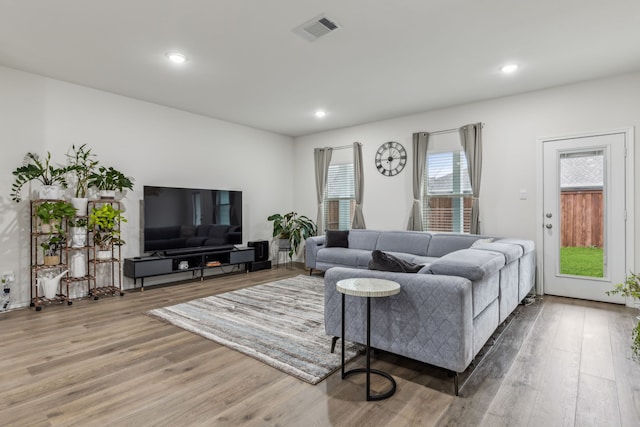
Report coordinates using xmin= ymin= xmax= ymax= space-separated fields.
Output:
xmin=337 ymin=277 xmax=401 ymax=401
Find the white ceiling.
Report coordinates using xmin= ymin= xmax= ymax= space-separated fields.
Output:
xmin=1 ymin=1 xmax=639 ymax=137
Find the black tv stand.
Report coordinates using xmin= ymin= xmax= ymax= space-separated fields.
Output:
xmin=124 ymin=246 xmax=255 ymax=291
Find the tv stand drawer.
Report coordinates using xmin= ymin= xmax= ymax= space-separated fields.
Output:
xmin=124 ymin=258 xmax=172 ymax=278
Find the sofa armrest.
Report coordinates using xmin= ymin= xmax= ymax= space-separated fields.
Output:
xmin=305 ymin=236 xmax=326 ymax=269
xmin=427 ymin=248 xmax=505 ymax=281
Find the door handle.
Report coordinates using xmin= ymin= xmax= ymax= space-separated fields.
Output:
xmin=545 ymin=224 xmax=552 ymax=229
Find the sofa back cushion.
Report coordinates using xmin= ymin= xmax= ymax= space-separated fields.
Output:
xmin=375 ymin=231 xmax=431 ymax=256
xmin=426 ymin=233 xmax=487 ymax=258
xmin=428 ymin=248 xmax=506 ymax=281
xmin=348 ymin=230 xmax=381 ymax=250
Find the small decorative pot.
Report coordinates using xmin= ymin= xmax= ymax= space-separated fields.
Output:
xmin=99 ymin=190 xmax=116 ymax=199
xmin=278 ymin=238 xmax=292 ymax=249
xmin=97 ymin=250 xmax=112 ymax=260
xmin=43 ymin=255 xmax=60 ymax=266
xmin=70 ymin=252 xmax=87 ymax=278
xmin=70 ymin=197 xmax=89 ymax=216
xmin=70 ymin=227 xmax=87 ymax=248
xmin=39 ymin=185 xmax=61 ymax=200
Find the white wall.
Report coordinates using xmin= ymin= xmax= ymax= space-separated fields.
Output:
xmin=0 ymin=65 xmax=294 ymax=308
xmin=293 ymin=72 xmax=640 ymax=270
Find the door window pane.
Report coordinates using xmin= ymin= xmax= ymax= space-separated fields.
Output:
xmin=559 ymin=150 xmax=604 ymax=278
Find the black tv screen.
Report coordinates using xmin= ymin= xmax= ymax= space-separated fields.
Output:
xmin=143 ymin=186 xmax=242 ymax=254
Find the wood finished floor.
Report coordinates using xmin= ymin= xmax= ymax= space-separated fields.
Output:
xmin=1 ymin=265 xmax=638 ymax=426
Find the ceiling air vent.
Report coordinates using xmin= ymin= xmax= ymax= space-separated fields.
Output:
xmin=293 ymin=14 xmax=340 ymax=42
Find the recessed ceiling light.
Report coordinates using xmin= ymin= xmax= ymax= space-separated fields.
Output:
xmin=500 ymin=64 xmax=519 ymax=74
xmin=166 ymin=52 xmax=187 ymax=64
xmin=315 ymin=110 xmax=327 ymax=118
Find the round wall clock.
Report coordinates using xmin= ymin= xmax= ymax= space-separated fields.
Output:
xmin=375 ymin=141 xmax=407 ymax=177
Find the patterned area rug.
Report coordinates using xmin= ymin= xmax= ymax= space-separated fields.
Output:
xmin=147 ymin=275 xmax=359 ymax=385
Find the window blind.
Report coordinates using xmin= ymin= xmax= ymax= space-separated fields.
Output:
xmin=423 ymin=150 xmax=472 ymax=233
xmin=325 ymin=162 xmax=355 ymax=231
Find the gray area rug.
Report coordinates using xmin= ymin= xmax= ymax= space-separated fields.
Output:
xmin=147 ymin=275 xmax=359 ymax=385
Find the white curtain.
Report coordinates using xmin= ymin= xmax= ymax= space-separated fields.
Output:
xmin=314 ymin=147 xmax=333 ymax=235
xmin=407 ymin=132 xmax=429 ymax=231
xmin=459 ymin=123 xmax=482 ymax=234
xmin=352 ymin=142 xmax=366 ymax=229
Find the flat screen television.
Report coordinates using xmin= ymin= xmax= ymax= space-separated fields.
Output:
xmin=143 ymin=185 xmax=242 ymax=255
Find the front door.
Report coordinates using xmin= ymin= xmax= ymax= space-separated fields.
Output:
xmin=541 ymin=131 xmax=628 ymax=303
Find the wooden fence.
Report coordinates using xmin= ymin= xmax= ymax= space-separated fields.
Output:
xmin=561 ymin=189 xmax=603 ymax=247
xmin=424 ymin=196 xmax=472 ymax=233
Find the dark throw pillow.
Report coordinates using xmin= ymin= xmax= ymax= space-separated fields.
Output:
xmin=368 ymin=250 xmax=423 ymax=273
xmin=325 ymin=230 xmax=349 ymax=248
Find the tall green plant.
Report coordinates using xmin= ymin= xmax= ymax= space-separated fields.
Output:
xmin=66 ymin=144 xmax=99 ymax=198
xmin=11 ymin=152 xmax=69 ymax=202
xmin=267 ymin=212 xmax=317 ymax=259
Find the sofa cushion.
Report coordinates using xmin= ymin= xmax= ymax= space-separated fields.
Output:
xmin=348 ymin=230 xmax=381 ymax=250
xmin=426 ymin=233 xmax=487 ymax=258
xmin=317 ymin=247 xmax=366 ymax=268
xmin=326 ymin=230 xmax=349 ymax=248
xmin=368 ymin=250 xmax=423 ymax=273
xmin=428 ymin=248 xmax=506 ymax=281
xmin=375 ymin=231 xmax=431 ymax=256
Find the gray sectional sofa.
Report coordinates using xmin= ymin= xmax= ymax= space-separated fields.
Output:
xmin=305 ymin=230 xmax=535 ymax=395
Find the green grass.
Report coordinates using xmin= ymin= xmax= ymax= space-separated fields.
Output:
xmin=560 ymin=246 xmax=603 ymax=277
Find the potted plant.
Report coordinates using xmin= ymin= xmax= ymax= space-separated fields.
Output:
xmin=607 ymin=272 xmax=640 ymax=358
xmin=88 ymin=166 xmax=134 ymax=199
xmin=11 ymin=152 xmax=70 ymax=202
xmin=267 ymin=212 xmax=317 ymax=259
xmin=89 ymin=204 xmax=127 ymax=259
xmin=66 ymin=144 xmax=99 ymax=215
xmin=68 ymin=217 xmax=88 ymax=248
xmin=40 ymin=232 xmax=66 ymax=266
xmin=36 ymin=201 xmax=77 ymax=233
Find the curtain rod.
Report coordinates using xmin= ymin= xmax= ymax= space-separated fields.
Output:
xmin=326 ymin=142 xmax=361 ymax=150
xmin=420 ymin=123 xmax=485 ymax=136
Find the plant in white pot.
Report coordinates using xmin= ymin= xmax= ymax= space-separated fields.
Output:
xmin=607 ymin=272 xmax=640 ymax=359
xmin=89 ymin=204 xmax=126 ymax=259
xmin=66 ymin=144 xmax=99 ymax=215
xmin=88 ymin=166 xmax=134 ymax=199
xmin=11 ymin=152 xmax=70 ymax=202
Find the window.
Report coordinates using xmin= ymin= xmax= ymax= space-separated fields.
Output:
xmin=423 ymin=149 xmax=472 ymax=233
xmin=324 ymin=162 xmax=355 ymax=231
